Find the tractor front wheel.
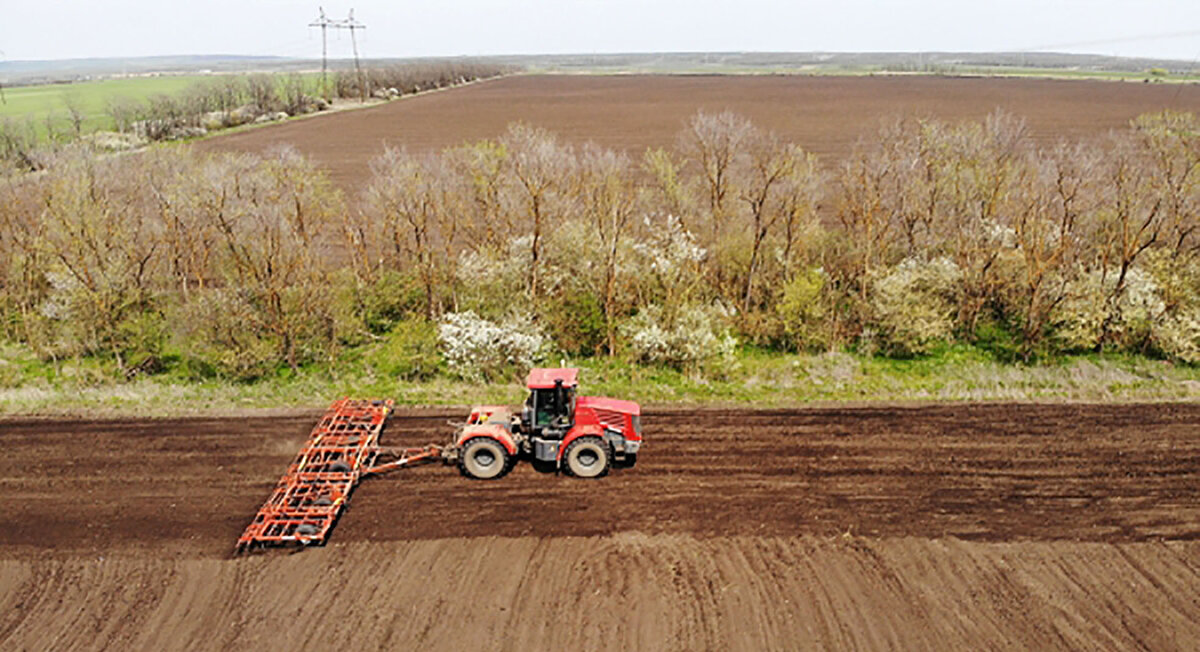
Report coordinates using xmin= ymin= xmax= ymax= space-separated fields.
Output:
xmin=460 ymin=438 xmax=512 ymax=480
xmin=563 ymin=437 xmax=611 ymax=479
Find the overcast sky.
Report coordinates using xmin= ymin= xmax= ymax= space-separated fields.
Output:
xmin=3 ymin=1 xmax=1199 ymax=62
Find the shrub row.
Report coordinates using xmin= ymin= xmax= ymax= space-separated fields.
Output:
xmin=1 ymin=109 xmax=1197 ymax=384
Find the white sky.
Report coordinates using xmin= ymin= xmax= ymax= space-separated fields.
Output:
xmin=3 ymin=0 xmax=1199 ymax=62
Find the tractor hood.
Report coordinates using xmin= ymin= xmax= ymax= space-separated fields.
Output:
xmin=577 ymin=395 xmax=640 ymax=415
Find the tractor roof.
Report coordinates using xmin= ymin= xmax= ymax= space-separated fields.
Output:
xmin=526 ymin=367 xmax=579 ymax=389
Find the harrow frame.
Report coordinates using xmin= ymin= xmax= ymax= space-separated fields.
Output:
xmin=236 ymin=398 xmax=432 ymax=552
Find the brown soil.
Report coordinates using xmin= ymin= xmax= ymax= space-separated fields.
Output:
xmin=3 ymin=404 xmax=1200 ymax=649
xmin=196 ymin=74 xmax=1200 ymax=195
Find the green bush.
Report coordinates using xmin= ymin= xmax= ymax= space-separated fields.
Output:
xmin=368 ymin=318 xmax=440 ymax=380
xmin=540 ymin=290 xmax=607 ymax=355
xmin=776 ymin=268 xmax=830 ymax=351
xmin=175 ymin=289 xmax=283 ymax=381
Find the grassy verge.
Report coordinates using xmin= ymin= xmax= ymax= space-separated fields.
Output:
xmin=1 ymin=342 xmax=1197 ymax=417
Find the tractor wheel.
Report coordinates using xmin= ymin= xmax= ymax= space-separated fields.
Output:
xmin=615 ymin=453 xmax=638 ymax=469
xmin=459 ymin=438 xmax=512 ymax=480
xmin=563 ymin=436 xmax=611 ymax=479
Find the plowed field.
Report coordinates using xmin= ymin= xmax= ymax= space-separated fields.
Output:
xmin=197 ymin=74 xmax=1200 ymax=194
xmin=2 ymin=404 xmax=1200 ymax=649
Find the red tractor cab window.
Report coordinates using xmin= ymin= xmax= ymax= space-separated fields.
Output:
xmin=524 ymin=368 xmax=579 ymax=436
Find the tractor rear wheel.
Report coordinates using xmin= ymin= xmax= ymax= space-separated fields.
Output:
xmin=563 ymin=436 xmax=611 ymax=479
xmin=460 ymin=438 xmax=512 ymax=480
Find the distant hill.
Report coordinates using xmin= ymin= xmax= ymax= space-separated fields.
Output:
xmin=2 ymin=51 xmax=1197 ymax=86
xmin=491 ymin=51 xmax=1200 ymax=75
xmin=0 ymin=55 xmax=297 ymax=85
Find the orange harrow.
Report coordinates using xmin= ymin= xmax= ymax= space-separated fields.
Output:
xmin=236 ymin=398 xmax=444 ymax=552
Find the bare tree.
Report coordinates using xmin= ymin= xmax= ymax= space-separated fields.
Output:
xmin=1095 ymin=133 xmax=1166 ymax=346
xmin=500 ymin=123 xmax=573 ymax=301
xmin=281 ymin=74 xmax=309 ymax=116
xmin=1133 ymin=111 xmax=1200 ymax=259
xmin=363 ymin=147 xmax=449 ymax=318
xmin=446 ymin=139 xmax=510 ymax=254
xmin=739 ymin=130 xmax=796 ymax=314
xmin=205 ymin=148 xmax=343 ymax=371
xmin=577 ymin=144 xmax=637 ymax=354
xmin=105 ymin=96 xmax=141 ymax=134
xmin=678 ymin=111 xmax=752 ymax=243
xmin=938 ymin=112 xmax=1029 ymax=335
xmin=245 ymin=74 xmax=279 ymax=113
xmin=62 ymin=92 xmax=86 ymax=138
xmin=775 ymin=150 xmax=824 ymax=281
xmin=0 ymin=117 xmax=41 ymax=172
xmin=836 ymin=142 xmax=899 ymax=301
xmin=1010 ymin=142 xmax=1096 ymax=356
xmin=641 ymin=147 xmax=690 ymax=221
xmin=146 ymin=149 xmax=223 ymax=297
xmin=37 ymin=154 xmax=163 ymax=369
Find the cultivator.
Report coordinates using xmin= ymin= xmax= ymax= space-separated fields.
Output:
xmin=235 ymin=398 xmax=444 ymax=552
xmin=236 ymin=369 xmax=643 ymax=552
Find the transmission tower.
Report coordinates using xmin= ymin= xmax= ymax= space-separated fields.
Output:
xmin=339 ymin=9 xmax=368 ymax=102
xmin=308 ymin=7 xmax=335 ymax=99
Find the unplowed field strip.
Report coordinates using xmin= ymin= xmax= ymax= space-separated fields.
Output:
xmin=2 ymin=404 xmax=1198 ymax=560
xmin=196 ymin=74 xmax=1200 ymax=195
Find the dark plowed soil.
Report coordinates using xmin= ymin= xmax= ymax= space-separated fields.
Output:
xmin=196 ymin=74 xmax=1200 ymax=195
xmin=4 ymin=404 xmax=1200 ymax=650
xmin=2 ymin=404 xmax=1198 ymax=559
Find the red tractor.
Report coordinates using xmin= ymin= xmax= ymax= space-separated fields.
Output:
xmin=453 ymin=367 xmax=642 ymax=479
xmin=237 ymin=368 xmax=643 ymax=550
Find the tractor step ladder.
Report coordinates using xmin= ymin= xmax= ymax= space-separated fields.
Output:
xmin=236 ymin=398 xmax=394 ymax=552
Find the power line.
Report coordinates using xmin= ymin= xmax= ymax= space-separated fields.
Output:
xmin=341 ymin=9 xmax=367 ymax=102
xmin=308 ymin=7 xmax=336 ymax=99
xmin=308 ymin=8 xmax=368 ymax=102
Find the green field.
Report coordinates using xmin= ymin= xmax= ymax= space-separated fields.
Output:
xmin=0 ymin=75 xmax=213 ymax=136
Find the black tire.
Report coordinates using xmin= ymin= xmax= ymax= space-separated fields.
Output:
xmin=296 ymin=524 xmax=319 ymax=536
xmin=328 ymin=461 xmax=351 ymax=473
xmin=563 ymin=436 xmax=611 ymax=479
xmin=459 ymin=438 xmax=512 ymax=480
xmin=615 ymin=453 xmax=638 ymax=469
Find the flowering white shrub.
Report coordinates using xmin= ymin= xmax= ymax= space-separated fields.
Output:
xmin=622 ymin=303 xmax=736 ymax=372
xmin=456 ymin=236 xmax=532 ymax=300
xmin=1053 ymin=267 xmax=1165 ymax=351
xmin=438 ymin=311 xmax=545 ymax=380
xmin=869 ymin=257 xmax=962 ymax=355
xmin=633 ymin=214 xmax=706 ymax=274
xmin=632 ymin=214 xmax=707 ymax=304
xmin=1155 ymin=308 xmax=1200 ymax=363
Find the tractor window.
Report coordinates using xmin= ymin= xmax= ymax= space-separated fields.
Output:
xmin=532 ymin=387 xmax=574 ymax=428
xmin=533 ymin=389 xmax=556 ymax=427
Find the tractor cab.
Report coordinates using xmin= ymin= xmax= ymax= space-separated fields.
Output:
xmin=522 ymin=368 xmax=578 ymax=439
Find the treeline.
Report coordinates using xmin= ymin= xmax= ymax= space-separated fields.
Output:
xmin=1 ymin=109 xmax=1197 ymax=383
xmin=0 ymin=62 xmax=510 ymax=174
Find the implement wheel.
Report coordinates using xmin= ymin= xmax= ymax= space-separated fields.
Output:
xmin=460 ymin=438 xmax=512 ymax=480
xmin=563 ymin=436 xmax=611 ymax=479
